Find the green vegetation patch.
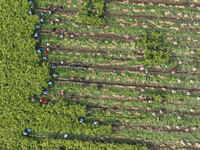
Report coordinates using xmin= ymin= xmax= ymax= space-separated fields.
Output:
xmin=137 ymin=31 xmax=172 ymax=66
xmin=77 ymin=0 xmax=106 ymax=25
xmin=0 ymin=0 xmax=51 ymax=102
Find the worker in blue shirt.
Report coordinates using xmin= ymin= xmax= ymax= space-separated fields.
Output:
xmin=36 ymin=25 xmax=40 ymax=29
xmin=53 ymin=74 xmax=57 ymax=77
xmin=42 ymin=56 xmax=47 ymax=60
xmin=43 ymin=91 xmax=48 ymax=95
xmin=51 ymin=65 xmax=56 ymax=69
xmin=40 ymin=18 xmax=44 ymax=23
xmin=48 ymin=81 xmax=52 ymax=85
xmin=29 ymin=1 xmax=33 ymax=5
xmin=37 ymin=49 xmax=41 ymax=54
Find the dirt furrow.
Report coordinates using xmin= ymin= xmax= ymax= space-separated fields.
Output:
xmin=50 ymin=61 xmax=200 ymax=76
xmin=40 ymin=30 xmax=200 ymax=47
xmin=43 ymin=46 xmax=198 ymax=60
xmin=42 ymin=17 xmax=200 ymax=32
xmin=108 ymin=0 xmax=200 ymax=8
xmin=33 ymin=7 xmax=200 ymax=23
xmin=55 ymin=78 xmax=200 ymax=92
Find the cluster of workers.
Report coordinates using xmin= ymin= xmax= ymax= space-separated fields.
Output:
xmin=138 ymin=89 xmax=153 ymax=104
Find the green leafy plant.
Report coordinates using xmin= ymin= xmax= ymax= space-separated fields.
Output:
xmin=197 ymin=49 xmax=200 ymax=62
xmin=77 ymin=0 xmax=106 ymax=25
xmin=136 ymin=30 xmax=172 ymax=66
xmin=145 ymin=94 xmax=163 ymax=103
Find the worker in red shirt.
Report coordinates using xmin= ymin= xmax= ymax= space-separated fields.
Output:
xmin=61 ymin=91 xmax=64 ymax=95
xmin=40 ymin=98 xmax=44 ymax=102
xmin=71 ymin=76 xmax=75 ymax=81
xmin=44 ymin=99 xmax=50 ymax=104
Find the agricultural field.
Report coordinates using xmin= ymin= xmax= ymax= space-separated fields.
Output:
xmin=1 ymin=0 xmax=200 ymax=149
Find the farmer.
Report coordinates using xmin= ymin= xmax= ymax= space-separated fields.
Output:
xmin=34 ymin=32 xmax=38 ymax=38
xmin=114 ymin=121 xmax=119 ymax=126
xmin=80 ymin=76 xmax=85 ymax=82
xmin=97 ymin=85 xmax=102 ymax=90
xmin=44 ymin=99 xmax=50 ymax=104
xmin=50 ymin=20 xmax=54 ymax=25
xmin=40 ymin=98 xmax=44 ymax=102
xmin=62 ymin=28 xmax=66 ymax=32
xmin=60 ymin=5 xmax=63 ymax=10
xmin=84 ymin=83 xmax=88 ymax=86
xmin=52 ymin=28 xmax=56 ymax=32
xmin=46 ymin=42 xmax=50 ymax=47
xmin=54 ymin=6 xmax=58 ymax=11
xmin=64 ymin=133 xmax=68 ymax=139
xmin=148 ymin=100 xmax=153 ymax=103
xmin=140 ymin=67 xmax=145 ymax=71
xmin=31 ymin=97 xmax=35 ymax=101
xmin=173 ymin=68 xmax=176 ymax=71
xmin=60 ymin=31 xmax=64 ymax=38
xmin=47 ymin=4 xmax=51 ymax=10
xmin=77 ymin=62 xmax=82 ymax=65
xmin=36 ymin=25 xmax=40 ymax=29
xmin=45 ymin=51 xmax=49 ymax=54
xmin=94 ymin=121 xmax=98 ymax=125
xmin=37 ymin=49 xmax=41 ymax=54
xmin=49 ymin=10 xmax=54 ymax=14
xmin=79 ymin=117 xmax=84 ymax=123
xmin=43 ymin=91 xmax=48 ymax=95
xmin=79 ymin=118 xmax=84 ymax=123
xmin=70 ymin=34 xmax=74 ymax=38
xmin=53 ymin=73 xmax=57 ymax=77
xmin=61 ymin=91 xmax=65 ymax=95
xmin=71 ymin=76 xmax=75 ymax=81
xmin=113 ymin=70 xmax=116 ymax=73
xmin=27 ymin=128 xmax=31 ymax=132
xmin=139 ymin=94 xmax=143 ymax=99
xmin=51 ymin=65 xmax=56 ymax=69
xmin=101 ymin=136 xmax=105 ymax=141
xmin=29 ymin=10 xmax=32 ymax=15
xmin=101 ymin=109 xmax=105 ymax=114
xmin=88 ymin=109 xmax=92 ymax=114
xmin=48 ymin=81 xmax=52 ymax=85
xmin=142 ymin=100 xmax=147 ymax=103
xmin=55 ymin=44 xmax=59 ymax=49
xmin=55 ymin=18 xmax=60 ymax=22
xmin=47 ymin=47 xmax=50 ymax=51
xmin=40 ymin=18 xmax=44 ymax=23
xmin=69 ymin=94 xmax=74 ymax=98
xmin=72 ymin=66 xmax=76 ymax=70
xmin=42 ymin=56 xmax=47 ymax=60
xmin=41 ymin=12 xmax=44 ymax=16
xmin=37 ymin=38 xmax=41 ymax=43
xmin=60 ymin=34 xmax=63 ymax=38
xmin=29 ymin=1 xmax=33 ymax=5
xmin=23 ymin=131 xmax=28 ymax=136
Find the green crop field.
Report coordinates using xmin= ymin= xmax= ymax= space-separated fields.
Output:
xmin=1 ymin=0 xmax=200 ymax=149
